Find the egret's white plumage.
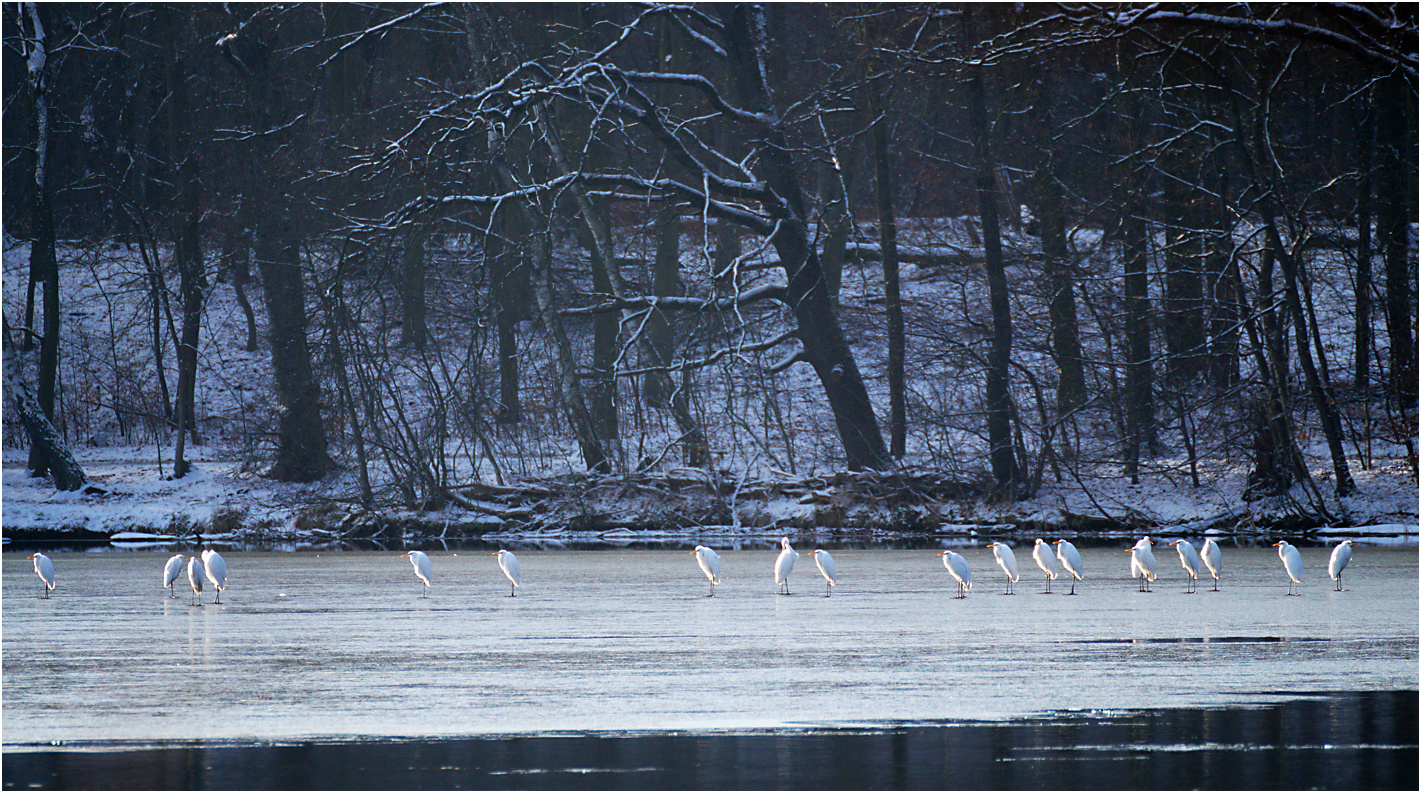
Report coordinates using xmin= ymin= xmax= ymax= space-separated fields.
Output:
xmin=938 ymin=550 xmax=972 ymax=598
xmin=987 ymin=542 xmax=1019 ymax=594
xmin=1128 ymin=537 xmax=1157 ymax=592
xmin=162 ymin=553 xmax=185 ymax=598
xmin=493 ymin=550 xmax=521 ymax=596
xmin=1200 ymin=538 xmax=1222 ymax=591
xmin=1274 ymin=540 xmax=1303 ymax=595
xmin=201 ymin=549 xmax=228 ymax=603
xmin=808 ymin=549 xmax=837 ymax=597
xmin=774 ymin=537 xmax=798 ymax=595
xmin=690 ymin=546 xmax=721 ymax=596
xmin=1328 ymin=540 xmax=1354 ymax=591
xmin=1170 ymin=540 xmax=1201 ymax=593
xmin=401 ymin=550 xmax=432 ymax=597
xmin=1053 ymin=540 xmax=1084 ymax=595
xmin=1032 ymin=538 xmax=1058 ymax=593
xmin=187 ymin=556 xmax=206 ymax=605
xmin=28 ymin=553 xmax=55 ymax=599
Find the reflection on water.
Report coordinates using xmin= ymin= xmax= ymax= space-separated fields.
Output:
xmin=4 ymin=691 xmax=1415 ymax=790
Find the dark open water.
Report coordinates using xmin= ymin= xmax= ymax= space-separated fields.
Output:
xmin=4 ymin=691 xmax=1415 ymax=790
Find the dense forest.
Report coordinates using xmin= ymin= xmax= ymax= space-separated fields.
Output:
xmin=2 ymin=3 xmax=1416 ymax=536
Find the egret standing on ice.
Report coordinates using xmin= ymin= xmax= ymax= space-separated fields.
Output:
xmin=690 ymin=546 xmax=721 ymax=597
xmin=987 ymin=542 xmax=1019 ymax=594
xmin=1032 ymin=539 xmax=1058 ymax=593
xmin=774 ymin=538 xmax=798 ymax=595
xmin=1128 ymin=537 xmax=1157 ymax=592
xmin=401 ymin=550 xmax=432 ymax=597
xmin=187 ymin=555 xmax=206 ymax=605
xmin=201 ymin=549 xmax=227 ymax=603
xmin=1328 ymin=540 xmax=1354 ymax=591
xmin=1053 ymin=540 xmax=1084 ymax=595
xmin=808 ymin=549 xmax=837 ymax=597
xmin=162 ymin=553 xmax=185 ymax=598
xmin=1200 ymin=538 xmax=1222 ymax=591
xmin=28 ymin=553 xmax=55 ymax=599
xmin=938 ymin=550 xmax=972 ymax=598
xmin=493 ymin=550 xmax=521 ymax=596
xmin=1274 ymin=540 xmax=1303 ymax=596
xmin=1170 ymin=540 xmax=1201 ymax=593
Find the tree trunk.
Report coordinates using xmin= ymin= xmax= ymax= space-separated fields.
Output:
xmin=253 ymin=215 xmax=332 ymax=482
xmin=1242 ymin=248 xmax=1304 ymax=498
xmin=1275 ymin=233 xmax=1357 ymax=496
xmin=223 ymin=229 xmax=260 ymax=352
xmin=326 ymin=258 xmax=373 ymax=507
xmin=166 ymin=34 xmax=205 ymax=479
xmin=1122 ymin=210 xmax=1152 ymax=482
xmin=1037 ymin=153 xmax=1084 ymax=451
xmin=218 ymin=24 xmax=333 ymax=483
xmin=1206 ymin=160 xmax=1239 ymax=392
xmin=1162 ymin=182 xmax=1206 ymax=382
xmin=644 ymin=200 xmax=680 ymax=409
xmin=1353 ymin=94 xmax=1374 ymax=392
xmin=721 ymin=4 xmax=889 ymax=471
xmin=965 ymin=8 xmax=1019 ymax=495
xmin=23 ymin=2 xmax=60 ymax=479
xmin=869 ymin=76 xmax=906 ymax=460
xmin=5 ymin=314 xmax=87 ymax=491
xmin=1030 ymin=65 xmax=1084 ymax=457
xmin=585 ymin=199 xmax=621 ymax=463
xmin=1377 ymin=70 xmax=1416 ymax=405
xmin=529 ymin=222 xmax=611 ymax=473
xmin=818 ymin=151 xmax=852 ymax=301
xmin=490 ymin=207 xmax=522 ymax=424
xmin=645 ymin=21 xmax=683 ymax=410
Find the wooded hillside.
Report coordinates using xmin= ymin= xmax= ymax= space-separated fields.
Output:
xmin=3 ymin=4 xmax=1416 ymax=536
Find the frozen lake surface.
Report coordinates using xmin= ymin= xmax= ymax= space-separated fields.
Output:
xmin=4 ymin=545 xmax=1415 ymax=747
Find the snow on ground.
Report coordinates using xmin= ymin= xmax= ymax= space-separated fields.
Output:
xmin=3 ymin=224 xmax=1417 ymax=544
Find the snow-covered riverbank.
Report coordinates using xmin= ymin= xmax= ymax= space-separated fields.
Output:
xmin=4 ymin=444 xmax=1415 ymax=546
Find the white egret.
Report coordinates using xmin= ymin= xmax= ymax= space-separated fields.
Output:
xmin=938 ymin=550 xmax=972 ymax=598
xmin=187 ymin=555 xmax=206 ymax=605
xmin=987 ymin=542 xmax=1019 ymax=594
xmin=808 ymin=549 xmax=837 ymax=597
xmin=1328 ymin=540 xmax=1354 ymax=591
xmin=690 ymin=546 xmax=722 ymax=597
xmin=774 ymin=537 xmax=798 ymax=595
xmin=1170 ymin=540 xmax=1201 ymax=593
xmin=162 ymin=553 xmax=185 ymax=598
xmin=1053 ymin=540 xmax=1084 ymax=595
xmin=493 ymin=550 xmax=521 ymax=596
xmin=401 ymin=550 xmax=432 ymax=597
xmin=1274 ymin=540 xmax=1303 ymax=596
xmin=1128 ymin=537 xmax=1157 ymax=592
xmin=1031 ymin=538 xmax=1058 ymax=593
xmin=1200 ymin=538 xmax=1222 ymax=591
xmin=201 ymin=549 xmax=228 ymax=603
xmin=28 ymin=553 xmax=55 ymax=599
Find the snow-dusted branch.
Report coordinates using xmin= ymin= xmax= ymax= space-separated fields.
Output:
xmin=315 ymin=3 xmax=448 ymax=70
xmin=1113 ymin=4 xmax=1417 ymax=79
xmin=558 ymin=283 xmax=788 ymax=317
